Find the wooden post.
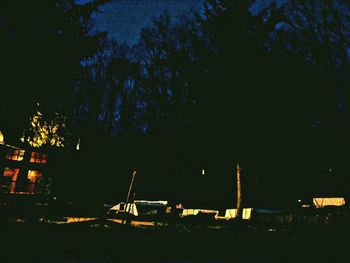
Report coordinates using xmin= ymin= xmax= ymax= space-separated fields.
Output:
xmin=236 ymin=163 xmax=242 ymax=220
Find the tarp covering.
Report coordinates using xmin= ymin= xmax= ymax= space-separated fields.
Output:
xmin=182 ymin=209 xmax=219 ymax=217
xmin=223 ymin=208 xmax=252 ymax=220
xmin=134 ymin=200 xmax=168 ymax=206
xmin=182 ymin=208 xmax=253 ymax=220
xmin=313 ymin=197 xmax=345 ymax=208
xmin=109 ymin=203 xmax=138 ymax=216
xmin=109 ymin=200 xmax=168 ymax=217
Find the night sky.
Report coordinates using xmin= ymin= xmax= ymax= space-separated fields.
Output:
xmin=88 ymin=0 xmax=204 ymax=44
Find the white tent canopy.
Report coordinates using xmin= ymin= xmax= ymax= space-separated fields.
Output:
xmin=108 ymin=200 xmax=168 ymax=217
xmin=223 ymin=208 xmax=252 ymax=220
xmin=182 ymin=208 xmax=253 ymax=220
xmin=109 ymin=202 xmax=139 ymax=216
xmin=313 ymin=197 xmax=345 ymax=208
xmin=182 ymin=209 xmax=219 ymax=217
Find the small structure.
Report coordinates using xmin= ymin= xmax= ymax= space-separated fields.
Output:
xmin=182 ymin=209 xmax=219 ymax=217
xmin=222 ymin=208 xmax=253 ymax=220
xmin=0 ymin=142 xmax=53 ymax=195
xmin=313 ymin=197 xmax=346 ymax=208
xmin=108 ymin=200 xmax=169 ymax=217
xmin=181 ymin=208 xmax=253 ymax=220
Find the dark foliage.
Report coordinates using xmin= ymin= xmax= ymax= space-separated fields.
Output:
xmin=0 ymin=0 xmax=109 ymax=140
xmin=2 ymin=0 xmax=350 ymax=206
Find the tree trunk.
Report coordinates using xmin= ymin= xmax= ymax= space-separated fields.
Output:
xmin=236 ymin=162 xmax=242 ymax=220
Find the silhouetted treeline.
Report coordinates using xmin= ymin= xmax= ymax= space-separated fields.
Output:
xmin=2 ymin=1 xmax=350 ymax=205
xmin=2 ymin=0 xmax=350 ymax=141
xmin=67 ymin=0 xmax=350 ymax=204
xmin=0 ymin=0 xmax=110 ymax=141
xmin=71 ymin=0 xmax=350 ymax=142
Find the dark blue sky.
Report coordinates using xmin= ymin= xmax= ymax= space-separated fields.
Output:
xmin=90 ymin=0 xmax=204 ymax=44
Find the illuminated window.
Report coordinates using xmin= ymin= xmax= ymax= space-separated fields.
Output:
xmin=3 ymin=167 xmax=19 ymax=181
xmin=27 ymin=170 xmax=43 ymax=194
xmin=2 ymin=167 xmax=19 ymax=193
xmin=30 ymin=152 xmax=47 ymax=164
xmin=5 ymin=149 xmax=25 ymax=161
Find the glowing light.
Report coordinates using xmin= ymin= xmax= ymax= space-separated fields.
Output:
xmin=66 ymin=217 xmax=97 ymax=223
xmin=202 ymin=169 xmax=205 ymax=175
xmin=27 ymin=170 xmax=42 ymax=183
xmin=0 ymin=130 xmax=4 ymax=144
xmin=30 ymin=152 xmax=47 ymax=164
xmin=76 ymin=138 xmax=80 ymax=151
xmin=5 ymin=149 xmax=25 ymax=161
xmin=3 ymin=167 xmax=19 ymax=193
xmin=24 ymin=111 xmax=66 ymax=148
xmin=107 ymin=219 xmax=155 ymax=227
xmin=27 ymin=170 xmax=43 ymax=193
xmin=313 ymin=197 xmax=345 ymax=208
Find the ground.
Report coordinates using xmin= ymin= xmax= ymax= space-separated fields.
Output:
xmin=0 ymin=220 xmax=349 ymax=263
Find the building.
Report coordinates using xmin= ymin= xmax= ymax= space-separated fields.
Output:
xmin=0 ymin=135 xmax=54 ymax=196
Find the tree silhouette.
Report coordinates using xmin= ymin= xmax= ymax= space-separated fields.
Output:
xmin=0 ymin=0 xmax=109 ymax=142
xmin=134 ymin=12 xmax=204 ymax=136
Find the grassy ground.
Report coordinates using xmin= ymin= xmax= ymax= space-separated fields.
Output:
xmin=0 ymin=220 xmax=349 ymax=263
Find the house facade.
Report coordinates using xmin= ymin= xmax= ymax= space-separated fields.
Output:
xmin=0 ymin=141 xmax=53 ymax=196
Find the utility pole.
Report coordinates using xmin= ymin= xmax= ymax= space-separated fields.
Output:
xmin=236 ymin=162 xmax=242 ymax=220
